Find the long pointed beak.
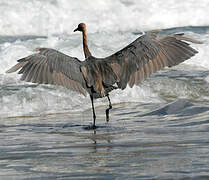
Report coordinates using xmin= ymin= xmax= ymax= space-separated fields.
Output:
xmin=73 ymin=28 xmax=78 ymax=32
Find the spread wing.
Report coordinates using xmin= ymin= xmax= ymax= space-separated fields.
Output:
xmin=6 ymin=48 xmax=87 ymax=96
xmin=103 ymin=31 xmax=202 ymax=89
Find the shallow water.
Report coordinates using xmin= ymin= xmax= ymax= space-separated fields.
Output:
xmin=1 ymin=100 xmax=209 ymax=180
xmin=1 ymin=0 xmax=209 ymax=179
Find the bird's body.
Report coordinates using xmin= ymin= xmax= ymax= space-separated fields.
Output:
xmin=6 ymin=23 xmax=202 ymax=129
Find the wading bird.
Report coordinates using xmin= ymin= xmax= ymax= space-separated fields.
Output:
xmin=6 ymin=23 xmax=202 ymax=129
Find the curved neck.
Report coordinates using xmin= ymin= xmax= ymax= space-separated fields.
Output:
xmin=82 ymin=28 xmax=92 ymax=58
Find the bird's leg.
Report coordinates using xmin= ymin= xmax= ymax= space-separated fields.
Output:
xmin=90 ymin=95 xmax=96 ymax=129
xmin=106 ymin=94 xmax=112 ymax=122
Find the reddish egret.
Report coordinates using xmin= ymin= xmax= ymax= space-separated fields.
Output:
xmin=6 ymin=23 xmax=202 ymax=129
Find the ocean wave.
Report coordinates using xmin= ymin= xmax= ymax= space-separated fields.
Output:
xmin=0 ymin=0 xmax=209 ymax=35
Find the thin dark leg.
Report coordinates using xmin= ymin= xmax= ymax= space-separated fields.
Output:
xmin=106 ymin=94 xmax=112 ymax=122
xmin=90 ymin=95 xmax=96 ymax=129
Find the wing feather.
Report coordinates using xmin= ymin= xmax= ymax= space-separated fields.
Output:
xmin=6 ymin=48 xmax=87 ymax=96
xmin=102 ymin=31 xmax=201 ymax=89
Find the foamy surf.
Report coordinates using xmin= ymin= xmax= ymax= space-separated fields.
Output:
xmin=0 ymin=0 xmax=208 ymax=118
xmin=0 ymin=0 xmax=209 ymax=36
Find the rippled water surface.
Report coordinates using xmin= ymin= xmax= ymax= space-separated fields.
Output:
xmin=1 ymin=100 xmax=209 ymax=180
xmin=1 ymin=0 xmax=209 ymax=179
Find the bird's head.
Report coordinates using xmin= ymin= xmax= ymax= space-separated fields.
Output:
xmin=74 ymin=23 xmax=86 ymax=32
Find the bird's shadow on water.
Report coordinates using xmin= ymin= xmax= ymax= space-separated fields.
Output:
xmin=62 ymin=123 xmax=111 ymax=131
xmin=49 ymin=123 xmax=118 ymax=145
xmin=0 ymin=121 xmax=121 ymax=146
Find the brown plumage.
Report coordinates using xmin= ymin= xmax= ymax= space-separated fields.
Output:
xmin=6 ymin=23 xmax=202 ymax=129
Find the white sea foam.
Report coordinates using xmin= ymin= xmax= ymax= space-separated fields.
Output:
xmin=0 ymin=0 xmax=209 ymax=117
xmin=0 ymin=0 xmax=209 ymax=36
